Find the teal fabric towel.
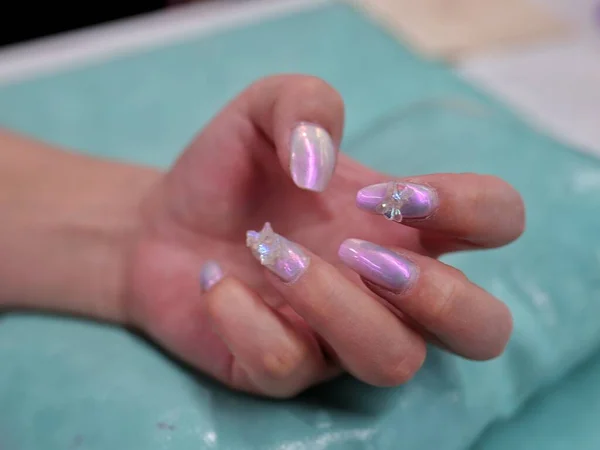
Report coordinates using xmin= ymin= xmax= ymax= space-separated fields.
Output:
xmin=1 ymin=4 xmax=599 ymax=450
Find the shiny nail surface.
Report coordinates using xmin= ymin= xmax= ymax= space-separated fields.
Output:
xmin=356 ymin=182 xmax=438 ymax=222
xmin=246 ymin=222 xmax=310 ymax=283
xmin=200 ymin=260 xmax=224 ymax=292
xmin=290 ymin=122 xmax=336 ymax=192
xmin=338 ymin=239 xmax=418 ymax=293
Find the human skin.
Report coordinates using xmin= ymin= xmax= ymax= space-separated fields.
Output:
xmin=0 ymin=75 xmax=524 ymax=398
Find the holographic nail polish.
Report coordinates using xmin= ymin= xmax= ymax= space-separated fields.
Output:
xmin=338 ymin=239 xmax=418 ymax=293
xmin=246 ymin=222 xmax=310 ymax=283
xmin=356 ymin=182 xmax=438 ymax=222
xmin=289 ymin=122 xmax=336 ymax=192
xmin=200 ymin=260 xmax=224 ymax=292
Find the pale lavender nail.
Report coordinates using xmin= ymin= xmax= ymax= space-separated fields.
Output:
xmin=200 ymin=260 xmax=224 ymax=292
xmin=356 ymin=182 xmax=438 ymax=222
xmin=246 ymin=222 xmax=310 ymax=283
xmin=290 ymin=122 xmax=336 ymax=192
xmin=338 ymin=239 xmax=418 ymax=293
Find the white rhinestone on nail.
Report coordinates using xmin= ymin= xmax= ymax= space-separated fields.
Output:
xmin=246 ymin=222 xmax=282 ymax=266
xmin=375 ymin=182 xmax=413 ymax=222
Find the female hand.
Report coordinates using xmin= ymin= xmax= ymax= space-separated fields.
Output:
xmin=126 ymin=75 xmax=524 ymax=398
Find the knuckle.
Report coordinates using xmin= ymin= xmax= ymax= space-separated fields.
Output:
xmin=464 ymin=180 xmax=488 ymax=214
xmin=290 ymin=76 xmax=345 ymax=116
xmin=494 ymin=307 xmax=514 ymax=356
xmin=446 ymin=265 xmax=469 ymax=282
xmin=427 ymin=275 xmax=462 ymax=328
xmin=204 ymin=287 xmax=227 ymax=322
xmin=373 ymin=345 xmax=426 ymax=386
xmin=511 ymin=194 xmax=526 ymax=240
xmin=319 ymin=279 xmax=344 ymax=309
xmin=249 ymin=75 xmax=344 ymax=134
xmin=266 ymin=387 xmax=303 ymax=400
xmin=301 ymin=267 xmax=343 ymax=319
xmin=479 ymin=303 xmax=514 ymax=360
xmin=204 ymin=277 xmax=241 ymax=321
xmin=486 ymin=175 xmax=526 ymax=240
xmin=251 ymin=74 xmax=287 ymax=89
xmin=259 ymin=344 xmax=309 ymax=382
xmin=293 ymin=75 xmax=333 ymax=96
xmin=472 ymin=175 xmax=526 ymax=244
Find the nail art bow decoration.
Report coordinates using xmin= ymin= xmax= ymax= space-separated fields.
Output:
xmin=246 ymin=222 xmax=282 ymax=265
xmin=247 ymin=222 xmax=310 ymax=283
xmin=375 ymin=182 xmax=414 ymax=222
xmin=357 ymin=181 xmax=438 ymax=221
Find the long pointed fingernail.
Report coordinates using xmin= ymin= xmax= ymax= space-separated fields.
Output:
xmin=200 ymin=260 xmax=224 ymax=292
xmin=338 ymin=239 xmax=418 ymax=293
xmin=356 ymin=182 xmax=438 ymax=222
xmin=290 ymin=122 xmax=336 ymax=192
xmin=246 ymin=222 xmax=310 ymax=283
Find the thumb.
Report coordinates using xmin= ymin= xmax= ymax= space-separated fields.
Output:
xmin=161 ymin=75 xmax=345 ymax=232
xmin=239 ymin=74 xmax=344 ymax=192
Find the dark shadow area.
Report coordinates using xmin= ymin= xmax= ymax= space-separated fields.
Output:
xmin=0 ymin=2 xmax=167 ymax=47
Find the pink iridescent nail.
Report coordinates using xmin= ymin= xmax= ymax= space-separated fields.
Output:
xmin=246 ymin=222 xmax=310 ymax=283
xmin=338 ymin=239 xmax=418 ymax=293
xmin=356 ymin=182 xmax=438 ymax=222
xmin=289 ymin=122 xmax=336 ymax=192
xmin=199 ymin=260 xmax=224 ymax=292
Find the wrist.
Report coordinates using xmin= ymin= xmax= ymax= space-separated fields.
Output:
xmin=57 ymin=159 xmax=162 ymax=323
xmin=0 ymin=130 xmax=162 ymax=322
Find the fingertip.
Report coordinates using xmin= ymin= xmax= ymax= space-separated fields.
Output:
xmin=508 ymin=186 xmax=526 ymax=243
xmin=470 ymin=301 xmax=513 ymax=361
xmin=369 ymin=338 xmax=427 ymax=387
xmin=469 ymin=174 xmax=526 ymax=246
